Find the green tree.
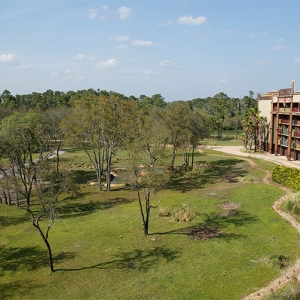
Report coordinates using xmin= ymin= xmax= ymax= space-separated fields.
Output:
xmin=0 ymin=112 xmax=75 ymax=272
xmin=209 ymin=92 xmax=230 ymax=139
xmin=156 ymin=101 xmax=191 ymax=171
xmin=242 ymin=107 xmax=265 ymax=152
xmin=62 ymin=95 xmax=139 ymax=191
xmin=127 ymin=114 xmax=168 ymax=235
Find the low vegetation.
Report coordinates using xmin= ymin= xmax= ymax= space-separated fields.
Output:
xmin=1 ymin=148 xmax=300 ymax=299
xmin=272 ymin=165 xmax=300 ymax=190
xmin=267 ymin=277 xmax=300 ymax=300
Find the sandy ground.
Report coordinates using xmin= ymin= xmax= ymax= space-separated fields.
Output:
xmin=201 ymin=146 xmax=300 ymax=299
xmin=201 ymin=146 xmax=300 ymax=170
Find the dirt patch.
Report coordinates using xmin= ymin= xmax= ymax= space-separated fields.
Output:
xmin=184 ymin=226 xmax=222 ymax=240
xmin=219 ymin=201 xmax=241 ymax=217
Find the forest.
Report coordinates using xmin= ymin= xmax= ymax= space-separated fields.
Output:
xmin=0 ymin=88 xmax=257 ymax=131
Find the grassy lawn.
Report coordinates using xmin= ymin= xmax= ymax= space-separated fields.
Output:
xmin=1 ymin=145 xmax=299 ymax=299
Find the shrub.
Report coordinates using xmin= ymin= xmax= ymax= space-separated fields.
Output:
xmin=171 ymin=205 xmax=197 ymax=222
xmin=286 ymin=192 xmax=300 ymax=215
xmin=192 ymin=163 xmax=213 ymax=174
xmin=271 ymin=165 xmax=300 ymax=190
xmin=158 ymin=206 xmax=171 ymax=217
xmin=267 ymin=277 xmax=300 ymax=300
xmin=269 ymin=254 xmax=289 ymax=269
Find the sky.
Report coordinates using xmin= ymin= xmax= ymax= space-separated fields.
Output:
xmin=1 ymin=0 xmax=300 ymax=102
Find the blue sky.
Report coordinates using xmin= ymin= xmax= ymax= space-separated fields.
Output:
xmin=1 ymin=0 xmax=300 ymax=101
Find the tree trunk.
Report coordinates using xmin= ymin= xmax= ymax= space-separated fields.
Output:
xmin=144 ymin=193 xmax=150 ymax=235
xmin=136 ymin=188 xmax=151 ymax=235
xmin=106 ymin=151 xmax=112 ymax=191
xmin=191 ymin=147 xmax=195 ymax=170
xmin=96 ymin=168 xmax=102 ymax=191
xmin=170 ymin=146 xmax=177 ymax=170
xmin=55 ymin=144 xmax=60 ymax=173
xmin=32 ymin=219 xmax=55 ymax=272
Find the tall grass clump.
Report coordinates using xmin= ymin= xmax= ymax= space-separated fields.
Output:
xmin=171 ymin=205 xmax=197 ymax=222
xmin=286 ymin=192 xmax=300 ymax=215
xmin=267 ymin=277 xmax=300 ymax=300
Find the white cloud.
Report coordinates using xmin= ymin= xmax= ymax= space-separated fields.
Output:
xmin=0 ymin=53 xmax=19 ymax=64
xmin=94 ymin=58 xmax=120 ymax=69
xmin=141 ymin=54 xmax=155 ymax=59
xmin=159 ymin=60 xmax=180 ymax=69
xmin=123 ymin=69 xmax=140 ymax=74
xmin=158 ymin=20 xmax=173 ymax=26
xmin=76 ymin=75 xmax=87 ymax=81
xmin=143 ymin=69 xmax=158 ymax=75
xmin=50 ymin=71 xmax=59 ymax=78
xmin=277 ymin=38 xmax=284 ymax=42
xmin=102 ymin=5 xmax=109 ymax=11
xmin=253 ymin=59 xmax=268 ymax=66
xmin=88 ymin=9 xmax=97 ymax=19
xmin=225 ymin=30 xmax=233 ymax=34
xmin=65 ymin=68 xmax=78 ymax=74
xmin=220 ymin=79 xmax=230 ymax=83
xmin=114 ymin=45 xmax=129 ymax=50
xmin=177 ymin=15 xmax=207 ymax=26
xmin=116 ymin=35 xmax=129 ymax=42
xmin=159 ymin=60 xmax=175 ymax=67
xmin=72 ymin=54 xmax=95 ymax=61
xmin=132 ymin=40 xmax=159 ymax=47
xmin=117 ymin=6 xmax=132 ymax=19
xmin=295 ymin=58 xmax=300 ymax=63
xmin=269 ymin=45 xmax=283 ymax=51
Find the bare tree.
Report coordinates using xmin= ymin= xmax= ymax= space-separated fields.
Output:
xmin=0 ymin=112 xmax=77 ymax=272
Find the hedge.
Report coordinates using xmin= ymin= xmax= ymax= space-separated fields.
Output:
xmin=271 ymin=165 xmax=300 ymax=190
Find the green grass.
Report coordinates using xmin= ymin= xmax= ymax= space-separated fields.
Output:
xmin=202 ymin=137 xmax=244 ymax=146
xmin=1 ymin=150 xmax=299 ymax=300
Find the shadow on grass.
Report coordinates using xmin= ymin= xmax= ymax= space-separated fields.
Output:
xmin=152 ymin=210 xmax=258 ymax=242
xmin=0 ymin=279 xmax=45 ymax=300
xmin=0 ymin=214 xmax=28 ymax=228
xmin=70 ymin=170 xmax=96 ymax=184
xmin=57 ymin=246 xmax=181 ymax=272
xmin=167 ymin=158 xmax=247 ymax=193
xmin=58 ymin=197 xmax=134 ymax=219
xmin=0 ymin=245 xmax=76 ymax=273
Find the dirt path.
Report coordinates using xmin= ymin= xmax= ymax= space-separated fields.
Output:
xmin=202 ymin=147 xmax=300 ymax=299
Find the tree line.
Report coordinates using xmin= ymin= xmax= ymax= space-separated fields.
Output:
xmin=1 ymin=88 xmax=257 ymax=133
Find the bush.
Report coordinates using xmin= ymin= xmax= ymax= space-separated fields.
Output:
xmin=158 ymin=206 xmax=171 ymax=217
xmin=286 ymin=192 xmax=300 ymax=215
xmin=267 ymin=277 xmax=300 ymax=300
xmin=272 ymin=165 xmax=300 ymax=190
xmin=192 ymin=163 xmax=213 ymax=174
xmin=171 ymin=205 xmax=197 ymax=222
xmin=269 ymin=254 xmax=289 ymax=269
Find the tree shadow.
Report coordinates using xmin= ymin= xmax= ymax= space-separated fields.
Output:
xmin=0 ymin=279 xmax=45 ymax=300
xmin=166 ymin=158 xmax=248 ymax=193
xmin=70 ymin=170 xmax=96 ymax=184
xmin=0 ymin=245 xmax=76 ymax=274
xmin=202 ymin=210 xmax=259 ymax=229
xmin=58 ymin=197 xmax=134 ymax=219
xmin=152 ymin=210 xmax=258 ymax=242
xmin=57 ymin=246 xmax=181 ymax=272
xmin=0 ymin=214 xmax=28 ymax=228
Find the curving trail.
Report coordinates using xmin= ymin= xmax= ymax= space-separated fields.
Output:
xmin=202 ymin=148 xmax=300 ymax=299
